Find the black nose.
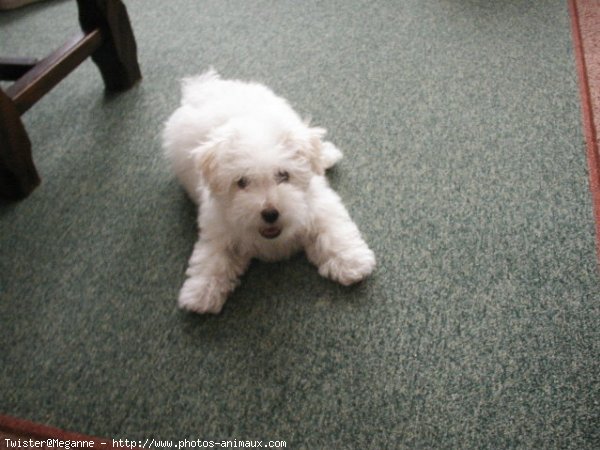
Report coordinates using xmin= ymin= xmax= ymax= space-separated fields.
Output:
xmin=261 ymin=208 xmax=279 ymax=224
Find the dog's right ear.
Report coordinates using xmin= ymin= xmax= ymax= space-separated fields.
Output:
xmin=192 ymin=130 xmax=234 ymax=194
xmin=194 ymin=142 xmax=218 ymax=182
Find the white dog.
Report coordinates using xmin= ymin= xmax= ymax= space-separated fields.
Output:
xmin=163 ymin=69 xmax=375 ymax=314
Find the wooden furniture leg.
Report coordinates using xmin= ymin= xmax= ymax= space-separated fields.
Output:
xmin=0 ymin=88 xmax=40 ymax=200
xmin=0 ymin=0 xmax=141 ymax=200
xmin=77 ymin=0 xmax=142 ymax=91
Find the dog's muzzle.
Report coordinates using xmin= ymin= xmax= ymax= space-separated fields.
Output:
xmin=259 ymin=208 xmax=281 ymax=238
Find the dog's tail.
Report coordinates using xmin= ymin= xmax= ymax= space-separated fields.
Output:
xmin=196 ymin=67 xmax=220 ymax=83
xmin=181 ymin=67 xmax=220 ymax=103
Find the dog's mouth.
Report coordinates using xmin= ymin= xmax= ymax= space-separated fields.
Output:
xmin=260 ymin=226 xmax=282 ymax=239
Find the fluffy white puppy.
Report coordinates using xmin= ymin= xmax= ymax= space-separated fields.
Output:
xmin=163 ymin=69 xmax=375 ymax=314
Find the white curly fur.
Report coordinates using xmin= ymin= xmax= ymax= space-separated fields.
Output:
xmin=163 ymin=70 xmax=375 ymax=314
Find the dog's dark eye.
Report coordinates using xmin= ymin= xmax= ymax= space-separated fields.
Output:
xmin=237 ymin=177 xmax=249 ymax=189
xmin=276 ymin=170 xmax=290 ymax=183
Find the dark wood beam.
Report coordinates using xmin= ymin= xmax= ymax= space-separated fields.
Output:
xmin=6 ymin=29 xmax=103 ymax=115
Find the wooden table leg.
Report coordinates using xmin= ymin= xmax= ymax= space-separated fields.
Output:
xmin=0 ymin=88 xmax=40 ymax=200
xmin=0 ymin=0 xmax=141 ymax=200
xmin=77 ymin=0 xmax=142 ymax=91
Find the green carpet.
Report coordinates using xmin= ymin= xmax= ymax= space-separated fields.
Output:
xmin=1 ymin=0 xmax=599 ymax=448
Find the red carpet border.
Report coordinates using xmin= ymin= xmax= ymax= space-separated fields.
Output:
xmin=570 ymin=0 xmax=600 ymax=258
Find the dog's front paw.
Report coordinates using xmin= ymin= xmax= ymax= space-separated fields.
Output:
xmin=318 ymin=246 xmax=376 ymax=286
xmin=178 ymin=277 xmax=228 ymax=314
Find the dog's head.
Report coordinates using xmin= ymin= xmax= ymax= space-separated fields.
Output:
xmin=193 ymin=119 xmax=326 ymax=246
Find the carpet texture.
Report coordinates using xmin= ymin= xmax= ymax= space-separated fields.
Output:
xmin=1 ymin=0 xmax=599 ymax=448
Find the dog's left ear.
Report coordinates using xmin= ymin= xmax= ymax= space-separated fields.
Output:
xmin=285 ymin=126 xmax=327 ymax=175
